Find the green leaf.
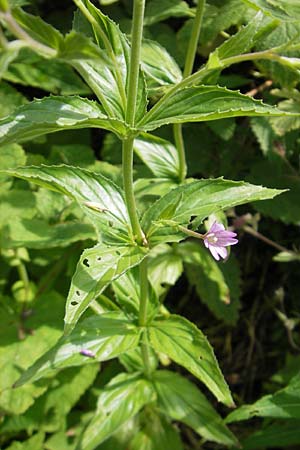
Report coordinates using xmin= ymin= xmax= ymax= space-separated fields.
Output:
xmin=3 ymin=165 xmax=131 ymax=243
xmin=226 ymin=374 xmax=300 ymax=423
xmin=148 ymin=315 xmax=234 ymax=406
xmin=0 ymin=189 xmax=36 ymax=228
xmin=77 ymin=372 xmax=155 ymax=450
xmin=11 ymin=7 xmax=63 ymax=52
xmin=4 ymin=51 xmax=91 ymax=95
xmin=153 ymin=370 xmax=238 ymax=446
xmin=15 ymin=312 xmax=141 ymax=386
xmin=142 ymin=178 xmax=284 ymax=245
xmin=0 ymin=81 xmax=27 ymax=120
xmin=0 ymin=96 xmax=127 ymax=145
xmin=73 ymin=0 xmax=147 ymax=123
xmin=134 ymin=133 xmax=180 ymax=180
xmin=144 ymin=0 xmax=193 ymax=25
xmin=180 ymin=241 xmax=241 ymax=325
xmin=5 ymin=432 xmax=45 ymax=450
xmin=129 ymin=409 xmax=184 ymax=450
xmin=139 ymin=86 xmax=292 ymax=131
xmin=1 ymin=218 xmax=95 ymax=249
xmin=242 ymin=420 xmax=300 ymax=449
xmin=65 ymin=244 xmax=147 ymax=333
xmin=0 ymin=143 xmax=25 ymax=191
xmin=141 ymin=39 xmax=182 ymax=96
xmin=59 ymin=30 xmax=104 ymax=61
xmin=243 ymin=0 xmax=300 ymax=21
xmin=112 ymin=266 xmax=159 ymax=319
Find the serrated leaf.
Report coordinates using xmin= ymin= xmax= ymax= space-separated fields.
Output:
xmin=148 ymin=315 xmax=234 ymax=406
xmin=65 ymin=244 xmax=147 ymax=333
xmin=0 ymin=96 xmax=127 ymax=145
xmin=134 ymin=133 xmax=180 ymax=180
xmin=139 ymin=86 xmax=291 ymax=131
xmin=180 ymin=241 xmax=241 ymax=325
xmin=153 ymin=370 xmax=238 ymax=446
xmin=15 ymin=312 xmax=141 ymax=386
xmin=226 ymin=374 xmax=300 ymax=423
xmin=77 ymin=372 xmax=155 ymax=450
xmin=3 ymin=165 xmax=131 ymax=243
xmin=141 ymin=39 xmax=182 ymax=96
xmin=243 ymin=0 xmax=300 ymax=21
xmin=142 ymin=178 xmax=283 ymax=245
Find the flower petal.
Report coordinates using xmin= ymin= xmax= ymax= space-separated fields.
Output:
xmin=209 ymin=245 xmax=221 ymax=261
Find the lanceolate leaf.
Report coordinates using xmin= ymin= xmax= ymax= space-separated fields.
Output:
xmin=142 ymin=178 xmax=284 ymax=245
xmin=77 ymin=372 xmax=155 ymax=450
xmin=65 ymin=243 xmax=147 ymax=333
xmin=153 ymin=370 xmax=238 ymax=446
xmin=138 ymin=86 xmax=295 ymax=131
xmin=15 ymin=312 xmax=141 ymax=386
xmin=0 ymin=96 xmax=128 ymax=145
xmin=3 ymin=165 xmax=131 ymax=243
xmin=148 ymin=315 xmax=234 ymax=406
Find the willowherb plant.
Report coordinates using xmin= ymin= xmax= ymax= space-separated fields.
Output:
xmin=0 ymin=0 xmax=299 ymax=448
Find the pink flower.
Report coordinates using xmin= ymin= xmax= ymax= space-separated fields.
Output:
xmin=203 ymin=222 xmax=238 ymax=261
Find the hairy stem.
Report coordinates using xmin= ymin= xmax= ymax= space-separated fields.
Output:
xmin=139 ymin=257 xmax=152 ymax=377
xmin=126 ymin=0 xmax=145 ymax=126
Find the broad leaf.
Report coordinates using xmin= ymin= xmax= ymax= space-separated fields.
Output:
xmin=138 ymin=86 xmax=293 ymax=132
xmin=0 ymin=96 xmax=127 ymax=145
xmin=153 ymin=370 xmax=238 ymax=446
xmin=65 ymin=243 xmax=147 ymax=333
xmin=141 ymin=39 xmax=182 ymax=96
xmin=142 ymin=178 xmax=283 ymax=245
xmin=148 ymin=315 xmax=234 ymax=406
xmin=3 ymin=165 xmax=131 ymax=243
xmin=77 ymin=372 xmax=155 ymax=450
xmin=226 ymin=374 xmax=300 ymax=423
xmin=134 ymin=133 xmax=180 ymax=180
xmin=243 ymin=0 xmax=300 ymax=21
xmin=15 ymin=312 xmax=141 ymax=386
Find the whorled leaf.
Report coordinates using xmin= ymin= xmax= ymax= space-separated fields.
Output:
xmin=15 ymin=312 xmax=141 ymax=386
xmin=148 ymin=314 xmax=234 ymax=407
xmin=138 ymin=85 xmax=296 ymax=132
xmin=142 ymin=178 xmax=284 ymax=245
xmin=0 ymin=96 xmax=128 ymax=145
xmin=65 ymin=243 xmax=147 ymax=333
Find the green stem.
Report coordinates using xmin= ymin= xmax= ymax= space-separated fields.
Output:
xmin=16 ymin=259 xmax=30 ymax=305
xmin=126 ymin=0 xmax=145 ymax=126
xmin=122 ymin=137 xmax=144 ymax=244
xmin=173 ymin=0 xmax=206 ymax=182
xmin=139 ymin=257 xmax=152 ymax=377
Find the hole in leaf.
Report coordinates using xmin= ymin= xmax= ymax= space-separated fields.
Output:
xmin=97 ymin=257 xmax=102 ymax=261
xmin=71 ymin=301 xmax=78 ymax=306
xmin=115 ymin=250 xmax=121 ymax=256
xmin=76 ymin=290 xmax=81 ymax=296
xmin=108 ymin=221 xmax=114 ymax=227
xmin=83 ymin=258 xmax=90 ymax=267
xmin=160 ymin=282 xmax=168 ymax=288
